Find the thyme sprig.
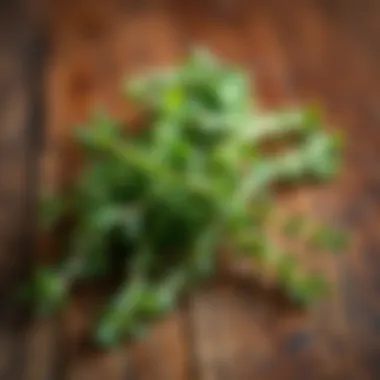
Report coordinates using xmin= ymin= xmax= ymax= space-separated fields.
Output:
xmin=34 ymin=48 xmax=347 ymax=348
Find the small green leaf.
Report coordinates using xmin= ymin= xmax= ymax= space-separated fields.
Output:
xmin=33 ymin=268 xmax=67 ymax=316
xmin=277 ymin=256 xmax=298 ymax=285
xmin=163 ymin=86 xmax=185 ymax=114
xmin=303 ymin=132 xmax=341 ymax=180
xmin=282 ymin=215 xmax=306 ymax=238
xmin=288 ymin=273 xmax=329 ymax=305
xmin=191 ymin=226 xmax=221 ymax=278
xmin=308 ymin=226 xmax=349 ymax=254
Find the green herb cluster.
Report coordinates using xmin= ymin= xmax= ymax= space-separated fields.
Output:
xmin=35 ymin=48 xmax=346 ymax=348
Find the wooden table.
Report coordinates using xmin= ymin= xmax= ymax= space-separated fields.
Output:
xmin=4 ymin=0 xmax=380 ymax=379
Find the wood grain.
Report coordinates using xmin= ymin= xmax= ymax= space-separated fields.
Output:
xmin=0 ymin=1 xmax=47 ymax=380
xmin=28 ymin=0 xmax=380 ymax=378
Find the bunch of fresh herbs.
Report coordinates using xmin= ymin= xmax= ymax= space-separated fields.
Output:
xmin=34 ymin=48 xmax=346 ymax=348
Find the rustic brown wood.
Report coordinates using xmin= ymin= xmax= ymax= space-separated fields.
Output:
xmin=0 ymin=1 xmax=47 ymax=380
xmin=31 ymin=0 xmax=380 ymax=378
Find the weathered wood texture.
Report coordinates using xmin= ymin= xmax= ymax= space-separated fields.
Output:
xmin=0 ymin=1 xmax=47 ymax=379
xmin=32 ymin=0 xmax=380 ymax=379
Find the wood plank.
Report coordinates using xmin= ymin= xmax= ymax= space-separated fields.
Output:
xmin=126 ymin=311 xmax=188 ymax=380
xmin=38 ymin=0 xmax=380 ymax=378
xmin=0 ymin=1 xmax=47 ymax=379
xmin=183 ymin=0 xmax=380 ymax=379
xmin=175 ymin=2 xmax=277 ymax=379
xmin=46 ymin=2 xmax=189 ymax=379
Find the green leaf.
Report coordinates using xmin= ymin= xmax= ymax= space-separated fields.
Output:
xmin=96 ymin=279 xmax=146 ymax=347
xmin=277 ymin=256 xmax=299 ymax=285
xmin=282 ymin=215 xmax=306 ymax=238
xmin=303 ymin=131 xmax=341 ymax=180
xmin=33 ymin=268 xmax=67 ymax=316
xmin=75 ymin=110 xmax=121 ymax=152
xmin=308 ymin=226 xmax=349 ymax=254
xmin=190 ymin=226 xmax=221 ymax=278
xmin=163 ymin=85 xmax=185 ymax=115
xmin=287 ymin=273 xmax=329 ymax=305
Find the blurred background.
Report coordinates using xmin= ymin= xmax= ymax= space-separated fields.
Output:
xmin=1 ymin=0 xmax=380 ymax=379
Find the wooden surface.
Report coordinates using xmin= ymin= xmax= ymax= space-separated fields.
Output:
xmin=0 ymin=1 xmax=46 ymax=379
xmin=29 ymin=0 xmax=380 ymax=379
